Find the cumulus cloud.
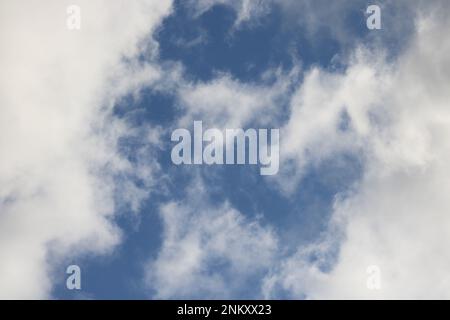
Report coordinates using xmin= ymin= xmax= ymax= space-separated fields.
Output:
xmin=264 ymin=1 xmax=450 ymax=299
xmin=0 ymin=0 xmax=172 ymax=298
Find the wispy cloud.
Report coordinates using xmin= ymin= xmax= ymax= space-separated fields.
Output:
xmin=145 ymin=178 xmax=278 ymax=299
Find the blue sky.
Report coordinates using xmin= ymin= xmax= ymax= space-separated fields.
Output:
xmin=53 ymin=0 xmax=398 ymax=299
xmin=2 ymin=0 xmax=450 ymax=299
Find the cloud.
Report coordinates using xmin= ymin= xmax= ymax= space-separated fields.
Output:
xmin=177 ymin=68 xmax=299 ymax=129
xmin=146 ymin=179 xmax=278 ymax=298
xmin=0 ymin=0 xmax=172 ymax=298
xmin=278 ymin=48 xmax=391 ymax=191
xmin=264 ymin=1 xmax=450 ymax=299
xmin=3 ymin=0 xmax=449 ymax=300
xmin=188 ymin=0 xmax=271 ymax=28
xmin=142 ymin=0 xmax=450 ymax=300
xmin=188 ymin=0 xmax=417 ymax=50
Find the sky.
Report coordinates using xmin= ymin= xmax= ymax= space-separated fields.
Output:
xmin=1 ymin=0 xmax=450 ymax=299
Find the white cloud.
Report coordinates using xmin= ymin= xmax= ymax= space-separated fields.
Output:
xmin=146 ymin=180 xmax=278 ymax=298
xmin=188 ymin=0 xmax=271 ymax=28
xmin=178 ymin=68 xmax=299 ymax=129
xmin=0 ymin=0 xmax=172 ymax=298
xmin=278 ymin=48 xmax=391 ymax=191
xmin=147 ymin=0 xmax=450 ymax=300
xmin=265 ymin=2 xmax=450 ymax=299
xmin=3 ymin=0 xmax=449 ymax=300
